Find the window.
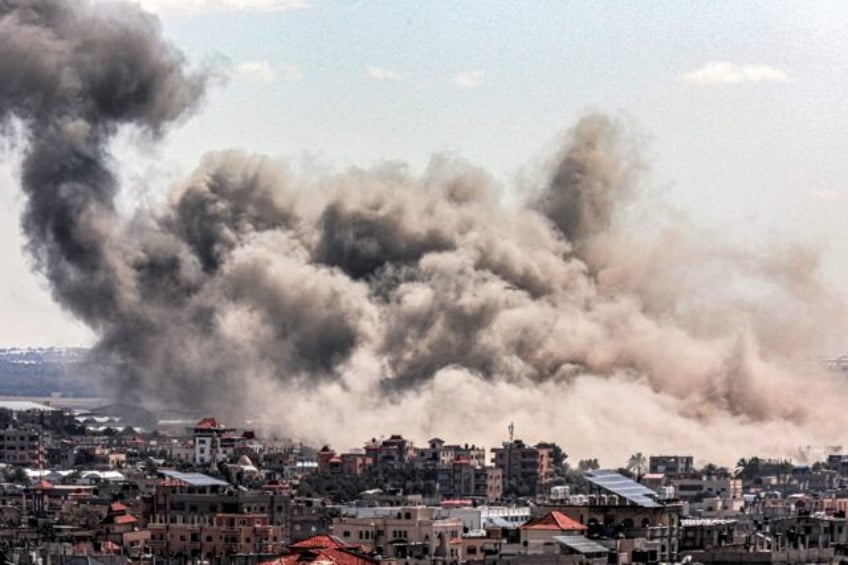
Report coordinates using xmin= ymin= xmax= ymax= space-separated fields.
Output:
xmin=343 ymin=531 xmax=351 ymax=538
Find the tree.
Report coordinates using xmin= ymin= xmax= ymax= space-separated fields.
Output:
xmin=700 ymin=463 xmax=730 ymax=479
xmin=577 ymin=459 xmax=600 ymax=472
xmin=3 ymin=466 xmax=28 ymax=484
xmin=626 ymin=452 xmax=647 ymax=479
xmin=538 ymin=442 xmax=568 ymax=478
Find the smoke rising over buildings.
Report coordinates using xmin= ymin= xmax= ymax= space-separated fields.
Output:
xmin=3 ymin=0 xmax=848 ymax=464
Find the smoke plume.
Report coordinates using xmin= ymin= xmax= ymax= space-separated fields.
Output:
xmin=3 ymin=0 xmax=848 ymax=465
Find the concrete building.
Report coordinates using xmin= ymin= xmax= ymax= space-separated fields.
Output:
xmin=648 ymin=455 xmax=694 ymax=478
xmin=148 ymin=512 xmax=284 ymax=559
xmin=317 ymin=446 xmax=372 ymax=476
xmin=192 ymin=417 xmax=235 ymax=467
xmin=364 ymin=435 xmax=415 ymax=468
xmin=417 ymin=438 xmax=486 ymax=469
xmin=332 ymin=506 xmax=464 ymax=561
xmin=0 ymin=426 xmax=46 ymax=466
xmin=444 ymin=505 xmax=530 ymax=531
xmin=519 ymin=511 xmax=587 ymax=553
xmin=675 ymin=477 xmax=743 ymax=516
xmin=438 ymin=460 xmax=502 ymax=502
xmin=491 ymin=440 xmax=553 ymax=496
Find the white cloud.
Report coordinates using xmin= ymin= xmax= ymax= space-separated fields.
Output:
xmin=367 ymin=66 xmax=404 ymax=81
xmin=131 ymin=0 xmax=310 ymax=16
xmin=683 ymin=61 xmax=789 ymax=85
xmin=235 ymin=61 xmax=277 ymax=84
xmin=454 ymin=70 xmax=485 ymax=90
xmin=280 ymin=64 xmax=303 ymax=83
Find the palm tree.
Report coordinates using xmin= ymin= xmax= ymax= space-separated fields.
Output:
xmin=627 ymin=452 xmax=647 ymax=479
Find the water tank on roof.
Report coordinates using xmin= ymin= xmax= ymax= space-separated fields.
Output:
xmin=658 ymin=486 xmax=675 ymax=501
xmin=550 ymin=486 xmax=570 ymax=500
xmin=575 ymin=494 xmax=588 ymax=505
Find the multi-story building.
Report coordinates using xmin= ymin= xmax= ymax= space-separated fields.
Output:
xmin=491 ymin=439 xmax=552 ymax=495
xmin=0 ymin=427 xmax=46 ymax=466
xmin=0 ymin=401 xmax=75 ymax=432
xmin=316 ymin=446 xmax=372 ymax=476
xmin=148 ymin=512 xmax=284 ymax=559
xmin=675 ymin=477 xmax=744 ymax=516
xmin=648 ymin=455 xmax=694 ymax=478
xmin=417 ymin=438 xmax=486 ymax=469
xmin=289 ymin=497 xmax=335 ymax=542
xmin=192 ymin=417 xmax=236 ymax=466
xmin=438 ymin=459 xmax=502 ymax=502
xmin=333 ymin=506 xmax=463 ymax=561
xmin=364 ymin=435 xmax=416 ymax=468
xmin=145 ymin=469 xmax=288 ymax=559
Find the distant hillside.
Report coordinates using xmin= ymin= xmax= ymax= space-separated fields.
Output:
xmin=0 ymin=348 xmax=100 ymax=397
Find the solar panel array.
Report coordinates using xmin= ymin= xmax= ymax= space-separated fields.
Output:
xmin=159 ymin=469 xmax=230 ymax=487
xmin=583 ymin=469 xmax=661 ymax=508
xmin=552 ymin=535 xmax=611 ymax=554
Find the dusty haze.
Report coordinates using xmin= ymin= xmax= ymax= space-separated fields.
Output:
xmin=2 ymin=0 xmax=847 ymax=466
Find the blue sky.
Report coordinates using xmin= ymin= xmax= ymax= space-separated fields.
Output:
xmin=2 ymin=0 xmax=848 ymax=346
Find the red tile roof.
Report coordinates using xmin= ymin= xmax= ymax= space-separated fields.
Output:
xmin=33 ymin=480 xmax=54 ymax=490
xmin=260 ymin=535 xmax=375 ymax=565
xmin=520 ymin=511 xmax=587 ymax=531
xmin=109 ymin=502 xmax=128 ymax=513
xmin=195 ymin=417 xmax=221 ymax=429
xmin=290 ymin=535 xmax=353 ymax=550
xmin=113 ymin=514 xmax=137 ymax=525
xmin=261 ymin=548 xmax=377 ymax=565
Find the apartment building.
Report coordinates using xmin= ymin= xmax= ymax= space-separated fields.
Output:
xmin=491 ymin=439 xmax=553 ymax=495
xmin=437 ymin=459 xmax=502 ymax=502
xmin=364 ymin=435 xmax=415 ymax=468
xmin=148 ymin=512 xmax=284 ymax=559
xmin=0 ymin=427 xmax=45 ymax=466
xmin=317 ymin=446 xmax=372 ymax=476
xmin=333 ymin=506 xmax=464 ymax=561
xmin=417 ymin=438 xmax=486 ymax=469
xmin=192 ymin=417 xmax=236 ymax=466
xmin=648 ymin=455 xmax=694 ymax=478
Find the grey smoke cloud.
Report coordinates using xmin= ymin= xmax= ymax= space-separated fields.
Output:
xmin=3 ymin=0 xmax=847 ymax=465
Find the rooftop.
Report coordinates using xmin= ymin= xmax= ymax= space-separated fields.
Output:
xmin=520 ymin=511 xmax=586 ymax=532
xmin=583 ymin=469 xmax=662 ymax=508
xmin=0 ymin=400 xmax=57 ymax=412
xmin=159 ymin=470 xmax=230 ymax=488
